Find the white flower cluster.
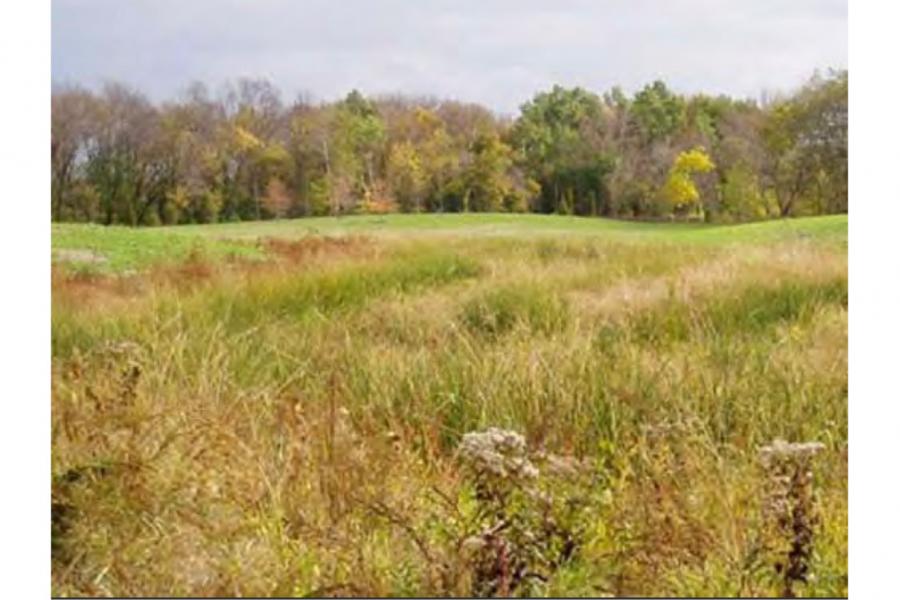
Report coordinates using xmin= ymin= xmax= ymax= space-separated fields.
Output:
xmin=759 ymin=439 xmax=825 ymax=466
xmin=457 ymin=428 xmax=539 ymax=481
xmin=759 ymin=440 xmax=824 ymax=518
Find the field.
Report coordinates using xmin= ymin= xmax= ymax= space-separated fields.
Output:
xmin=51 ymin=214 xmax=848 ymax=597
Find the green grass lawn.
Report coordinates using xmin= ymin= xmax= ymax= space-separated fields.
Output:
xmin=51 ymin=222 xmax=265 ymax=272
xmin=53 ymin=213 xmax=847 ymax=272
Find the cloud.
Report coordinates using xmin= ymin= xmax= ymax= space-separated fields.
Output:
xmin=51 ymin=0 xmax=847 ymax=113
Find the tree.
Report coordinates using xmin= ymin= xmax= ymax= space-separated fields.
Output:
xmin=288 ymin=100 xmax=334 ymax=216
xmin=83 ymin=83 xmax=163 ymax=225
xmin=386 ymin=141 xmax=425 ymax=212
xmin=662 ymin=147 xmax=715 ymax=218
xmin=219 ymin=79 xmax=289 ymax=220
xmin=762 ymin=70 xmax=847 ymax=216
xmin=513 ymin=85 xmax=613 ymax=215
xmin=415 ymin=109 xmax=462 ymax=212
xmin=630 ymin=80 xmax=686 ymax=143
xmin=719 ymin=163 xmax=773 ymax=221
xmin=463 ymin=132 xmax=515 ymax=212
xmin=50 ymin=70 xmax=847 ymax=227
xmin=51 ymin=86 xmax=96 ymax=221
xmin=318 ymin=90 xmax=387 ymax=214
xmin=262 ymin=178 xmax=292 ymax=218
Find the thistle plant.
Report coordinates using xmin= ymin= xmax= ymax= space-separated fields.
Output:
xmin=758 ymin=440 xmax=825 ymax=598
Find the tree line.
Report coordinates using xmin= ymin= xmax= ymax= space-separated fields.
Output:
xmin=51 ymin=70 xmax=847 ymax=225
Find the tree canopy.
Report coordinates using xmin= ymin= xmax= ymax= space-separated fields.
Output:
xmin=51 ymin=70 xmax=848 ymax=225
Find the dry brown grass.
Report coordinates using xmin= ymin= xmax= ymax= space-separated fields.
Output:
xmin=568 ymin=242 xmax=846 ymax=322
xmin=51 ymin=236 xmax=382 ymax=318
xmin=262 ymin=235 xmax=375 ymax=264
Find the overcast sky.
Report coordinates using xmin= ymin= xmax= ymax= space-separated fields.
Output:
xmin=51 ymin=0 xmax=847 ymax=114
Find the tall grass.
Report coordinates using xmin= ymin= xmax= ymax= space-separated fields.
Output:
xmin=51 ymin=224 xmax=847 ymax=597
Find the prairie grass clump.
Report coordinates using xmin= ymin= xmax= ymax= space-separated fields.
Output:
xmin=461 ymin=285 xmax=569 ymax=338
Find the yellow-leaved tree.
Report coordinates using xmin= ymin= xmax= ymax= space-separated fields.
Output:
xmin=662 ymin=147 xmax=715 ymax=217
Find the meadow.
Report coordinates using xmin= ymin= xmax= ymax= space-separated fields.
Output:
xmin=51 ymin=214 xmax=847 ymax=597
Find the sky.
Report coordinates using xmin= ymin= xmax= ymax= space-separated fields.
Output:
xmin=51 ymin=0 xmax=847 ymax=115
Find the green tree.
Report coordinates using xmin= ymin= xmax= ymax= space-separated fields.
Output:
xmin=329 ymin=90 xmax=386 ymax=213
xmin=84 ymin=83 xmax=164 ymax=225
xmin=463 ymin=132 xmax=516 ymax=212
xmin=630 ymin=80 xmax=686 ymax=143
xmin=513 ymin=85 xmax=613 ymax=215
xmin=719 ymin=163 xmax=773 ymax=221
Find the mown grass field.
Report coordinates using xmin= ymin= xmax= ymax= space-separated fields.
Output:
xmin=51 ymin=214 xmax=847 ymax=597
